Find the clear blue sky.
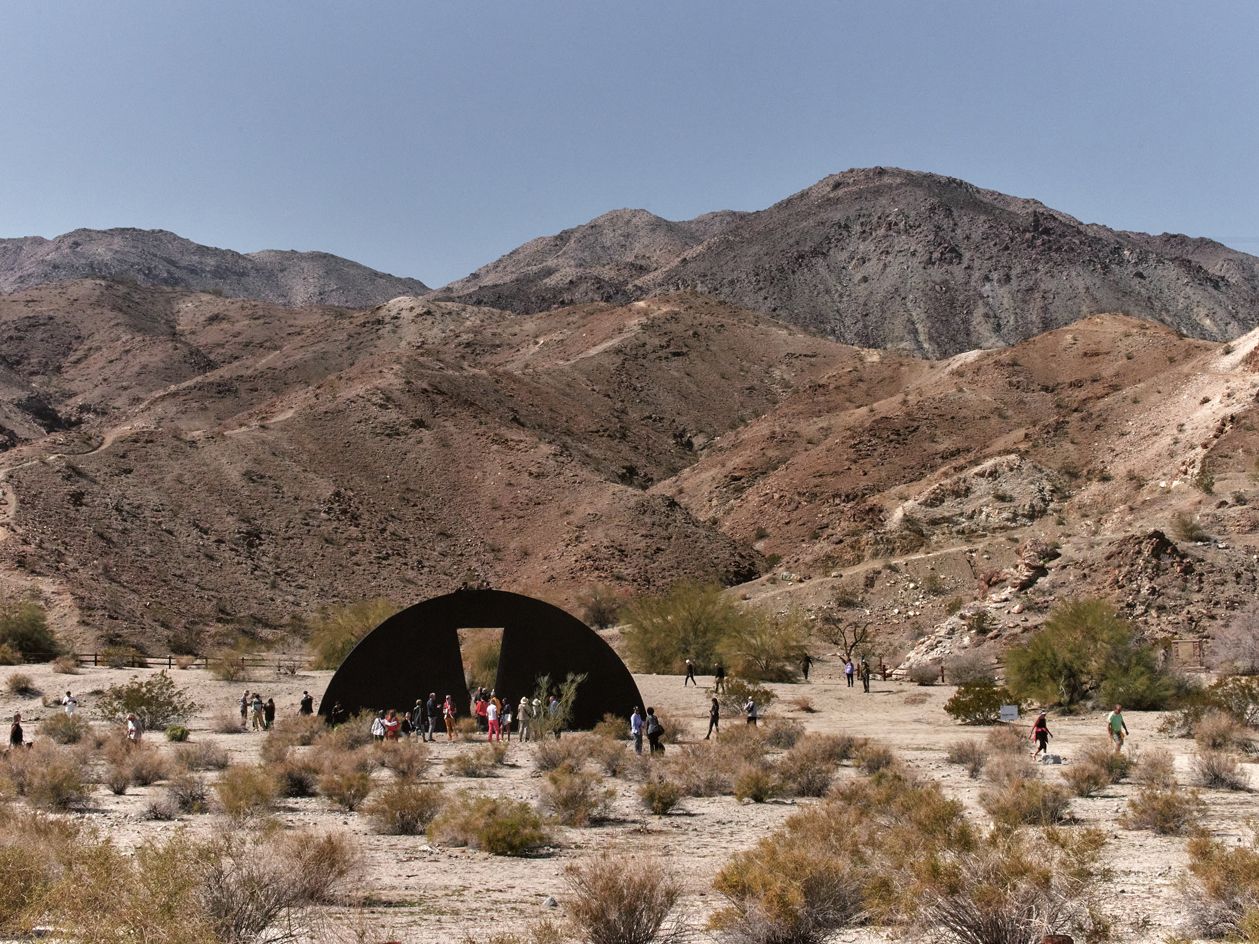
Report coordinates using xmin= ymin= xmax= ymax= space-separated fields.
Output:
xmin=2 ymin=2 xmax=1256 ymax=286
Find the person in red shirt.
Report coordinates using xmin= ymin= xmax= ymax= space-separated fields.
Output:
xmin=382 ymin=708 xmax=401 ymax=740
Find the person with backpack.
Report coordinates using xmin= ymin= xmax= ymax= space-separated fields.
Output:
xmin=744 ymin=696 xmax=758 ymax=727
xmin=1031 ymin=711 xmax=1052 ymax=758
xmin=705 ymin=697 xmax=720 ymax=740
xmin=645 ymin=707 xmax=665 ymax=754
xmin=298 ymin=691 xmax=314 ymax=715
xmin=630 ymin=707 xmax=644 ymax=755
xmin=329 ymin=702 xmax=347 ymax=726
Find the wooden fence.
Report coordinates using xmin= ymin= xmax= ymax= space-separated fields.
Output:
xmin=73 ymin=652 xmax=316 ymax=674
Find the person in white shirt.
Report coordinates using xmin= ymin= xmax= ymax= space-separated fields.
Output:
xmin=62 ymin=691 xmax=77 ymax=716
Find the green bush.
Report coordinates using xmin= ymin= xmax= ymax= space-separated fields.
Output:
xmin=578 ymin=584 xmax=624 ymax=630
xmin=717 ymin=609 xmax=808 ymax=682
xmin=364 ymin=782 xmax=444 ymax=835
xmin=94 ymin=672 xmax=198 ymax=730
xmin=0 ymin=598 xmax=59 ymax=662
xmin=621 ymin=582 xmax=744 ymax=674
xmin=165 ymin=725 xmax=190 ymax=742
xmin=538 ymin=765 xmax=614 ymax=826
xmin=639 ymin=776 xmax=682 ymax=815
xmin=428 ymin=793 xmax=550 ymax=856
xmin=214 ymin=765 xmax=280 ymax=820
xmin=1004 ymin=599 xmax=1177 ymax=708
xmin=307 ymin=598 xmax=399 ymax=670
xmin=943 ymin=680 xmax=1016 ymax=724
xmin=717 ymin=677 xmax=777 ymax=714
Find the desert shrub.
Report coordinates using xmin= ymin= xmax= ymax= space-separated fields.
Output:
xmin=0 ymin=597 xmax=59 ymax=662
xmin=653 ymin=708 xmax=691 ymax=746
xmin=215 ymin=765 xmax=281 ymax=820
xmin=981 ymin=778 xmax=1071 ymax=828
xmin=621 ymin=581 xmax=743 ymax=673
xmin=717 ymin=676 xmax=777 ymax=714
xmin=984 ymin=724 xmax=1026 ymax=755
xmin=175 ymin=740 xmax=230 ymax=771
xmin=39 ymin=712 xmax=90 ymax=745
xmin=789 ymin=694 xmax=817 ymax=713
xmin=313 ymin=710 xmax=375 ymax=751
xmin=126 ymin=745 xmax=170 ymax=786
xmin=364 ymin=781 xmax=444 ymax=835
xmin=855 ymin=741 xmax=898 ymax=774
xmin=447 ymin=742 xmax=508 ymax=778
xmin=1005 ymin=598 xmax=1177 ymax=709
xmin=585 ymin=734 xmax=630 ymax=777
xmin=1186 ymin=827 xmax=1259 ymax=940
xmin=209 ymin=649 xmax=250 ymax=683
xmin=165 ymin=724 xmax=190 ymax=742
xmin=908 ymin=663 xmax=938 ymax=686
xmin=639 ymin=776 xmax=682 ymax=815
xmin=1133 ymin=746 xmax=1177 ymax=788
xmin=564 ymin=853 xmax=681 ymax=944
xmin=1173 ymin=510 xmax=1209 ymax=542
xmin=52 ymin=655 xmax=79 ymax=674
xmin=664 ymin=744 xmax=733 ymax=798
xmin=105 ymin=763 xmax=131 ymax=795
xmin=428 ymin=792 xmax=550 ymax=856
xmin=532 ymin=736 xmax=588 ymax=773
xmin=0 ymin=643 xmax=20 ymax=664
xmin=307 ymin=598 xmax=399 ymax=670
xmin=271 ymin=713 xmax=325 ymax=746
xmin=166 ymin=772 xmax=209 ymax=814
xmin=1193 ymin=750 xmax=1250 ymax=790
xmin=945 ymin=739 xmax=989 ymax=779
xmin=778 ymin=736 xmax=843 ymax=797
xmin=984 ymin=752 xmax=1037 ymax=787
xmin=317 ymin=756 xmax=374 ymax=811
xmin=1121 ymin=786 xmax=1204 ymax=834
xmin=944 ymin=679 xmax=1015 ymax=724
xmin=944 ymin=649 xmax=996 ymax=685
xmin=1062 ymin=740 xmax=1132 ymax=797
xmin=1205 ymin=674 xmax=1259 ymax=725
xmin=734 ymin=763 xmax=779 ymax=803
xmin=174 ymin=654 xmax=196 ymax=670
xmin=762 ymin=718 xmax=805 ymax=750
xmin=528 ymin=673 xmax=586 ymax=741
xmin=277 ymin=756 xmax=320 ymax=798
xmin=10 ymin=744 xmax=89 ymax=811
xmin=6 ymin=672 xmax=37 ymax=696
xmin=591 ymin=712 xmax=629 ymax=742
xmin=1194 ymin=709 xmax=1254 ymax=751
xmin=578 ymin=584 xmax=625 ymax=630
xmin=378 ymin=739 xmax=430 ymax=780
xmin=94 ymin=671 xmax=197 ymax=729
xmin=101 ymin=645 xmax=145 ymax=668
xmin=539 ymin=765 xmax=614 ymax=825
xmin=718 ymin=608 xmax=809 ymax=682
xmin=213 ymin=708 xmax=245 ymax=734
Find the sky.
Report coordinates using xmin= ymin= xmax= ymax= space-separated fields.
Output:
xmin=2 ymin=2 xmax=1256 ymax=287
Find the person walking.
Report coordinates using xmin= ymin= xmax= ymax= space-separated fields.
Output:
xmin=239 ymin=690 xmax=250 ymax=729
xmin=801 ymin=653 xmax=813 ymax=681
xmin=298 ymin=691 xmax=314 ymax=715
xmin=744 ymin=696 xmax=758 ymax=727
xmin=705 ymin=697 xmax=720 ymax=740
xmin=62 ymin=690 xmax=78 ymax=716
xmin=1031 ymin=711 xmax=1052 ymax=758
xmin=547 ymin=695 xmax=562 ymax=739
xmin=714 ymin=662 xmax=726 ymax=694
xmin=9 ymin=711 xmax=22 ymax=749
xmin=371 ymin=710 xmax=387 ymax=743
xmin=517 ymin=696 xmax=531 ymax=743
xmin=263 ymin=697 xmax=276 ymax=730
xmin=844 ymin=659 xmax=855 ymax=688
xmin=126 ymin=712 xmax=142 ymax=746
xmin=645 ymin=707 xmax=665 ymax=754
xmin=443 ymin=695 xmax=456 ymax=741
xmin=1107 ymin=705 xmax=1129 ymax=752
xmin=486 ymin=699 xmax=501 ymax=742
xmin=329 ymin=702 xmax=347 ymax=726
xmin=250 ymin=693 xmax=264 ymax=731
xmin=426 ymin=694 xmax=439 ymax=742
xmin=630 ymin=707 xmax=644 ymax=755
xmin=860 ymin=658 xmax=871 ymax=694
xmin=684 ymin=658 xmax=697 ymax=687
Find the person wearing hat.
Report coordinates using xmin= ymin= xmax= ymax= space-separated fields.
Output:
xmin=518 ymin=696 xmax=532 ymax=742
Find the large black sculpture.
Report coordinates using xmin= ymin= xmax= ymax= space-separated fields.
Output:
xmin=318 ymin=588 xmax=644 ymax=730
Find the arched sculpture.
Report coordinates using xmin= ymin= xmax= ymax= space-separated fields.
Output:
xmin=318 ymin=588 xmax=644 ymax=730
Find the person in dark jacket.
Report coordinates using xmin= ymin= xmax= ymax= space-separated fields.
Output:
xmin=705 ymin=697 xmax=720 ymax=740
xmin=298 ymin=691 xmax=314 ymax=715
xmin=9 ymin=711 xmax=23 ymax=749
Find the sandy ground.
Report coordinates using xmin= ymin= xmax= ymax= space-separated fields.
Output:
xmin=2 ymin=658 xmax=1255 ymax=943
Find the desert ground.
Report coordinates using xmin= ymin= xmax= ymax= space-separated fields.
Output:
xmin=2 ymin=655 xmax=1253 ymax=943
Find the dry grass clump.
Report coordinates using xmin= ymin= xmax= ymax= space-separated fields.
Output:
xmin=585 ymin=735 xmax=630 ymax=777
xmin=214 ymin=764 xmax=281 ymax=820
xmin=533 ymin=737 xmax=589 ymax=772
xmin=52 ymin=655 xmax=80 ymax=674
xmin=317 ymin=754 xmax=375 ymax=811
xmin=313 ymin=712 xmax=375 ymax=752
xmin=38 ymin=712 xmax=90 ymax=745
xmin=663 ymin=743 xmax=733 ymax=797
xmin=565 ymin=853 xmax=681 ymax=944
xmin=174 ymin=740 xmax=230 ymax=771
xmin=1193 ymin=750 xmax=1251 ymax=790
xmin=762 ymin=718 xmax=805 ymax=750
xmin=447 ymin=742 xmax=508 ymax=778
xmin=981 ymin=777 xmax=1072 ymax=828
xmin=277 ymin=756 xmax=320 ymax=798
xmin=1062 ymin=740 xmax=1131 ymax=797
xmin=854 ymin=741 xmax=899 ymax=775
xmin=378 ymin=739 xmax=430 ymax=780
xmin=539 ymin=765 xmax=614 ymax=825
xmin=212 ymin=708 xmax=245 ymax=734
xmin=271 ymin=713 xmax=326 ymax=746
xmin=364 ymin=781 xmax=444 ymax=835
xmin=3 ymin=743 xmax=90 ymax=811
xmin=639 ymin=776 xmax=682 ymax=815
xmin=1194 ymin=709 xmax=1254 ymax=752
xmin=428 ymin=792 xmax=551 ymax=856
xmin=945 ymin=739 xmax=988 ymax=779
xmin=591 ymin=713 xmax=629 ymax=742
xmin=984 ymin=724 xmax=1026 ymax=755
xmin=1186 ymin=827 xmax=1259 ymax=941
xmin=790 ymin=694 xmax=817 ymax=713
xmin=983 ymin=752 xmax=1037 ymax=787
xmin=1120 ymin=786 xmax=1204 ymax=835
xmin=127 ymin=744 xmax=171 ymax=787
xmin=733 ymin=763 xmax=779 ymax=803
xmin=5 ymin=672 xmax=37 ymax=696
xmin=165 ymin=771 xmax=210 ymax=814
xmin=1132 ymin=746 xmax=1177 ymax=788
xmin=777 ymin=735 xmax=844 ymax=797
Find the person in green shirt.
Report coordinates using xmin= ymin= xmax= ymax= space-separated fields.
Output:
xmin=1107 ymin=705 xmax=1129 ymax=752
